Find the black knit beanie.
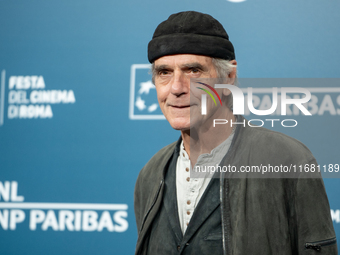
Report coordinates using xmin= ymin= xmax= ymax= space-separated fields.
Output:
xmin=148 ymin=11 xmax=235 ymax=63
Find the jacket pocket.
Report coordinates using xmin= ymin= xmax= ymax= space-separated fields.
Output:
xmin=305 ymin=237 xmax=337 ymax=251
xmin=204 ymin=232 xmax=222 ymax=241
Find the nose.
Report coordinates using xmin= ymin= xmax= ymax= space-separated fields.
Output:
xmin=170 ymin=71 xmax=189 ymax=97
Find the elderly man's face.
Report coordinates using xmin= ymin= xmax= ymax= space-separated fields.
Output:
xmin=153 ymin=54 xmax=218 ymax=131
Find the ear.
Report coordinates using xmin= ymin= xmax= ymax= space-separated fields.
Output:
xmin=228 ymin=60 xmax=237 ymax=79
xmin=223 ymin=60 xmax=237 ymax=96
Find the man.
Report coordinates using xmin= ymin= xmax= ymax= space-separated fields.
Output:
xmin=134 ymin=11 xmax=337 ymax=254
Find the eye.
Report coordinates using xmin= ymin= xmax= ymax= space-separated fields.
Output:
xmin=158 ymin=69 xmax=171 ymax=76
xmin=188 ymin=67 xmax=201 ymax=74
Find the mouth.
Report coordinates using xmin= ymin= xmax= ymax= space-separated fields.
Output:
xmin=170 ymin=105 xmax=191 ymax=108
xmin=168 ymin=104 xmax=194 ymax=110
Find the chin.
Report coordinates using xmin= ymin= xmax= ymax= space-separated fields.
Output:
xmin=168 ymin=119 xmax=190 ymax=131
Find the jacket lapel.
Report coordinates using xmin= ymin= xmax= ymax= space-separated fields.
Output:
xmin=163 ymin=147 xmax=184 ymax=241
xmin=135 ymin=141 xmax=179 ymax=255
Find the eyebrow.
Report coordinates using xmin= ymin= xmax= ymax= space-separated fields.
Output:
xmin=154 ymin=65 xmax=171 ymax=73
xmin=154 ymin=62 xmax=208 ymax=73
xmin=180 ymin=62 xmax=207 ymax=71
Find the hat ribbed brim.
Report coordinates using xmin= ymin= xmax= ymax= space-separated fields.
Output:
xmin=148 ymin=33 xmax=235 ymax=63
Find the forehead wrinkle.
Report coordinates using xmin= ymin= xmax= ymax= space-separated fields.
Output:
xmin=154 ymin=60 xmax=211 ymax=73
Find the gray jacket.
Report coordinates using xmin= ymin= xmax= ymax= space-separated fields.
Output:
xmin=134 ymin=117 xmax=337 ymax=254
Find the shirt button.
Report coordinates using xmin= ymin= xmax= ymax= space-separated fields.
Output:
xmin=187 ymin=211 xmax=190 ymax=215
xmin=177 ymin=245 xmax=180 ymax=251
xmin=186 ymin=177 xmax=190 ymax=182
xmin=186 ymin=222 xmax=189 ymax=226
xmin=186 ymin=167 xmax=189 ymax=172
xmin=182 ymin=153 xmax=185 ymax=157
xmin=187 ymin=200 xmax=191 ymax=205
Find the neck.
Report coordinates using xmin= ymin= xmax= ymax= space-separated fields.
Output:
xmin=181 ymin=108 xmax=235 ymax=166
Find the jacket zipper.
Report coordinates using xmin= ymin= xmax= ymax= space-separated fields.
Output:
xmin=220 ymin=176 xmax=227 ymax=255
xmin=305 ymin=237 xmax=337 ymax=251
xmin=139 ymin=179 xmax=164 ymax=233
xmin=219 ymin=116 xmax=242 ymax=255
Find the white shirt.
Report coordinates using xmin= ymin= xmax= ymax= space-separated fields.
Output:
xmin=176 ymin=132 xmax=234 ymax=234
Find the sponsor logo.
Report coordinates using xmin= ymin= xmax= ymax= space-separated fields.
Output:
xmin=0 ymin=70 xmax=76 ymax=126
xmin=129 ymin=64 xmax=164 ymax=120
xmin=0 ymin=70 xmax=5 ymax=126
xmin=227 ymin=0 xmax=246 ymax=2
xmin=242 ymin=87 xmax=340 ymax=116
xmin=0 ymin=181 xmax=128 ymax=232
xmin=331 ymin=209 xmax=340 ymax=223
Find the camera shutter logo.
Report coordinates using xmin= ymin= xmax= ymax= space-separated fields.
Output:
xmin=196 ymin=81 xmax=223 ymax=115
